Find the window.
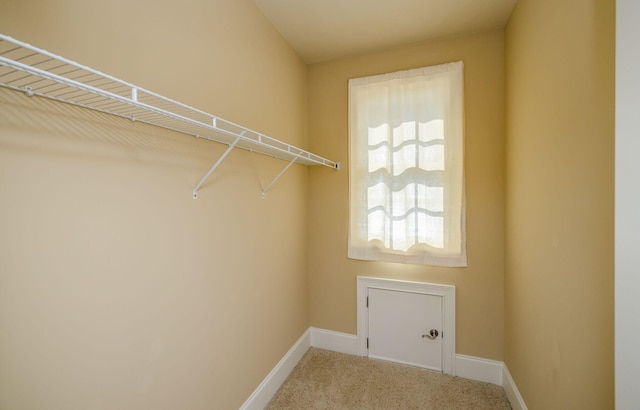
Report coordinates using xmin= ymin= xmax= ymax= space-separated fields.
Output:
xmin=348 ymin=61 xmax=466 ymax=266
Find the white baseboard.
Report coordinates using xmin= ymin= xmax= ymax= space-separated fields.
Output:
xmin=455 ymin=354 xmax=503 ymax=385
xmin=239 ymin=329 xmax=311 ymax=410
xmin=502 ymin=364 xmax=528 ymax=410
xmin=455 ymin=355 xmax=527 ymax=409
xmin=240 ymin=327 xmax=527 ymax=410
xmin=310 ymin=327 xmax=358 ymax=355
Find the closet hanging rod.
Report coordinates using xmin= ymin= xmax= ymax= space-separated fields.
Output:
xmin=0 ymin=34 xmax=340 ymax=175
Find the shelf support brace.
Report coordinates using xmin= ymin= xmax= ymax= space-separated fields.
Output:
xmin=262 ymin=157 xmax=298 ymax=199
xmin=192 ymin=135 xmax=242 ymax=199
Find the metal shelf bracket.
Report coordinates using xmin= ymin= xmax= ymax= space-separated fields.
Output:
xmin=192 ymin=135 xmax=242 ymax=199
xmin=262 ymin=157 xmax=297 ymax=199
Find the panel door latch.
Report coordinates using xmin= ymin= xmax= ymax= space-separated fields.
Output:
xmin=421 ymin=329 xmax=439 ymax=340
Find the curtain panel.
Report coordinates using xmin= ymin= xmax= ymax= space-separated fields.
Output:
xmin=348 ymin=61 xmax=467 ymax=267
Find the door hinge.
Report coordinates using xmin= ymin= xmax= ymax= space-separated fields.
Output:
xmin=366 ymin=296 xmax=369 ymax=307
xmin=366 ymin=337 xmax=369 ymax=349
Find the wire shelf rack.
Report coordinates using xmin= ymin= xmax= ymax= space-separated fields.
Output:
xmin=0 ymin=34 xmax=339 ymax=197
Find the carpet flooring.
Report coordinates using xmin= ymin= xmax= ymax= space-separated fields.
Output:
xmin=266 ymin=348 xmax=511 ymax=409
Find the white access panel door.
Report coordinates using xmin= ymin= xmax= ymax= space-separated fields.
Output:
xmin=368 ymin=288 xmax=443 ymax=371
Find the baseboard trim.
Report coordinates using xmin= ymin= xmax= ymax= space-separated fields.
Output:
xmin=455 ymin=354 xmax=503 ymax=385
xmin=310 ymin=327 xmax=358 ymax=355
xmin=239 ymin=329 xmax=311 ymax=410
xmin=240 ymin=327 xmax=527 ymax=410
xmin=502 ymin=364 xmax=528 ymax=410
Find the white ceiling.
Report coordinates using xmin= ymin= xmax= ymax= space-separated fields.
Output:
xmin=251 ymin=0 xmax=517 ymax=64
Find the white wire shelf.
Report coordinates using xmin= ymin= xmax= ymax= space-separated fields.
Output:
xmin=0 ymin=34 xmax=339 ymax=198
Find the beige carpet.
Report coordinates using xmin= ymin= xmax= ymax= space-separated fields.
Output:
xmin=267 ymin=348 xmax=511 ymax=409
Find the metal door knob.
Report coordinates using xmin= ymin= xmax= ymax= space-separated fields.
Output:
xmin=421 ymin=329 xmax=439 ymax=339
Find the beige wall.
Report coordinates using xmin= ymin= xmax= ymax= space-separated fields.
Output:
xmin=0 ymin=1 xmax=309 ymax=409
xmin=307 ymin=30 xmax=506 ymax=360
xmin=504 ymin=0 xmax=615 ymax=408
xmin=0 ymin=0 xmax=617 ymax=407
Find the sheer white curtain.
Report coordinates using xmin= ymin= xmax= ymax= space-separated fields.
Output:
xmin=348 ymin=61 xmax=466 ymax=266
